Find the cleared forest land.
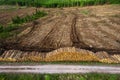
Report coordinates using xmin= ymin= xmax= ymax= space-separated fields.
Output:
xmin=0 ymin=5 xmax=120 ymax=63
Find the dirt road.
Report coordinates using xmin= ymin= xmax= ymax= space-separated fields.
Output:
xmin=0 ymin=65 xmax=120 ymax=74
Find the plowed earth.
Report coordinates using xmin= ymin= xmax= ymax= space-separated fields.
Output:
xmin=0 ymin=7 xmax=36 ymax=25
xmin=0 ymin=5 xmax=120 ymax=54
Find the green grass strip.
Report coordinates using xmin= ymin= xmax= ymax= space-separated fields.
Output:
xmin=0 ymin=0 xmax=120 ymax=8
xmin=0 ymin=73 xmax=119 ymax=80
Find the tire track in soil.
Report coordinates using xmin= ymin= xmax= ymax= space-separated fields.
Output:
xmin=17 ymin=14 xmax=55 ymax=39
xmin=17 ymin=12 xmax=67 ymax=51
xmin=39 ymin=13 xmax=67 ymax=49
xmin=40 ymin=12 xmax=74 ymax=49
xmin=57 ymin=13 xmax=74 ymax=48
xmin=71 ymin=13 xmax=88 ymax=48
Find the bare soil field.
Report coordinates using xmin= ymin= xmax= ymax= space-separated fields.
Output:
xmin=0 ymin=5 xmax=120 ymax=56
xmin=0 ymin=6 xmax=36 ymax=25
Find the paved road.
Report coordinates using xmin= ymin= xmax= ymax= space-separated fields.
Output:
xmin=0 ymin=65 xmax=120 ymax=74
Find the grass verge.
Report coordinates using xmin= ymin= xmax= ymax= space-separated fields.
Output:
xmin=0 ymin=61 xmax=120 ymax=66
xmin=0 ymin=73 xmax=119 ymax=80
xmin=0 ymin=0 xmax=120 ymax=8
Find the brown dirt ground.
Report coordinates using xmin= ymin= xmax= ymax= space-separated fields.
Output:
xmin=0 ymin=7 xmax=36 ymax=25
xmin=0 ymin=5 xmax=120 ymax=54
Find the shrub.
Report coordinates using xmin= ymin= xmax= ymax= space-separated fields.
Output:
xmin=0 ymin=24 xmax=19 ymax=39
xmin=3 ymin=24 xmax=19 ymax=32
xmin=0 ymin=25 xmax=3 ymax=33
xmin=0 ymin=32 xmax=12 ymax=39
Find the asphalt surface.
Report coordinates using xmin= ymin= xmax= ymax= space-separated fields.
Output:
xmin=0 ymin=65 xmax=120 ymax=74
